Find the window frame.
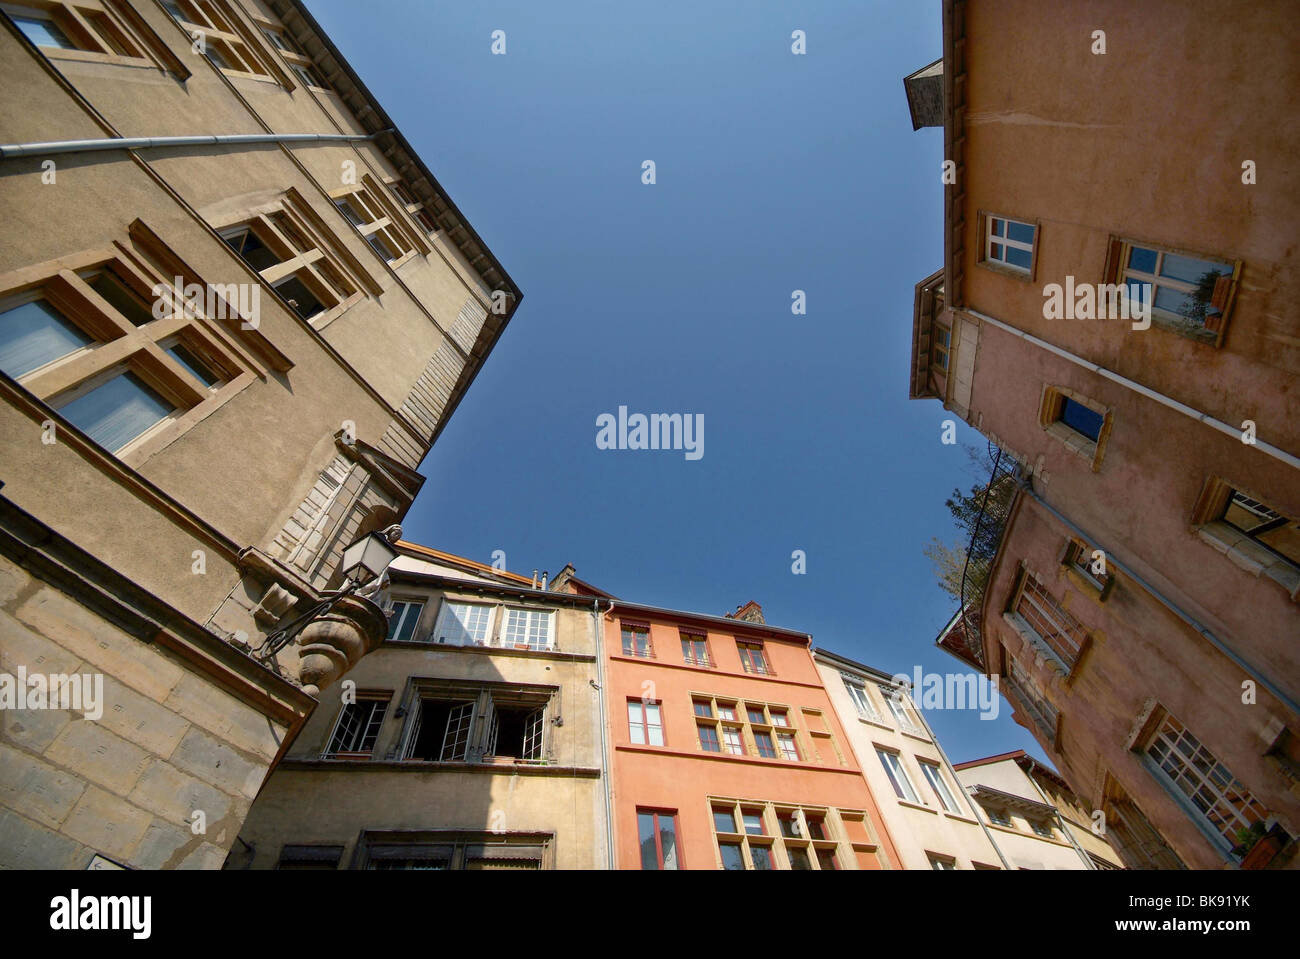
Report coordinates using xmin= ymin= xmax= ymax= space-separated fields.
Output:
xmin=679 ymin=630 xmax=712 ymax=667
xmin=978 ymin=210 xmax=1039 ymax=280
xmin=1005 ymin=566 xmax=1090 ymax=675
xmin=385 ymin=598 xmax=425 ymax=643
xmin=0 ymin=241 xmax=258 ymax=468
xmin=736 ymin=640 xmax=771 ymax=675
xmin=3 ymin=0 xmax=181 ymax=75
xmin=627 ymin=698 xmax=664 ymax=747
xmin=919 ymin=760 xmax=961 ymax=814
xmin=620 ymin=622 xmax=653 ymax=658
xmin=636 ymin=808 xmax=681 ymax=870
xmin=430 ymin=598 xmax=495 ymax=646
xmin=875 ymin=747 xmax=921 ymax=804
xmin=500 ymin=605 xmax=555 ymax=651
xmin=1104 ymin=235 xmax=1240 ymax=347
xmin=1038 ymin=385 xmax=1113 ymax=471
xmin=323 ymin=693 xmax=390 ymax=758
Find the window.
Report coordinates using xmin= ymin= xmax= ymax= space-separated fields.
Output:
xmin=332 ymin=183 xmax=421 ymax=266
xmin=621 ymin=624 xmax=652 ymax=658
xmin=803 ymin=816 xmax=827 ymax=841
xmin=843 ymin=676 xmax=879 ymax=720
xmin=741 ymin=811 xmax=765 ymax=835
xmin=880 ymin=686 xmax=921 ymax=733
xmin=721 ymin=726 xmax=744 ymax=756
xmin=502 ymin=607 xmax=553 ymax=650
xmin=486 ymin=701 xmax=544 ymax=760
xmin=932 ymin=323 xmax=951 ymax=372
xmin=986 ymin=807 xmax=1012 ymax=827
xmin=384 ymin=179 xmax=439 ymax=234
xmin=1039 ymin=387 xmax=1111 ymax=468
xmin=637 ymin=809 xmax=679 ymax=870
xmin=1060 ymin=538 xmax=1115 ymax=598
xmin=1029 ymin=820 xmax=1055 ymax=839
xmin=259 ymin=22 xmax=330 ymax=90
xmin=777 ymin=812 xmax=800 ymax=838
xmin=769 ymin=708 xmax=789 ymax=727
xmin=876 ymin=748 xmax=920 ymax=803
xmin=627 ymin=700 xmax=663 ymax=746
xmin=787 ymin=847 xmax=812 ymax=869
xmin=1221 ymin=490 xmax=1300 ymax=567
xmin=1145 ymin=713 xmax=1270 ymax=853
xmin=1006 ymin=658 xmax=1060 ymax=741
xmin=984 ymin=214 xmax=1036 ymax=274
xmin=697 ymin=723 xmax=721 ymax=753
xmin=928 ymin=854 xmax=958 ymax=870
xmin=359 ymin=832 xmax=548 ymax=870
xmin=325 ymin=695 xmax=388 ymax=757
xmin=406 ymin=698 xmax=475 ymax=761
xmin=386 ymin=600 xmax=424 ymax=642
xmin=276 ymin=845 xmax=343 ymax=870
xmin=718 ymin=842 xmax=746 ymax=870
xmin=816 ymin=849 xmax=840 ymax=870
xmin=1011 ymin=570 xmax=1088 ymax=670
xmin=693 ymin=699 xmax=713 ymax=718
xmin=712 ymin=807 xmax=737 ymax=834
xmin=0 ymin=252 xmax=250 ymax=464
xmin=163 ymin=0 xmax=277 ymax=79
xmin=776 ymin=732 xmax=800 ymax=761
xmin=432 ymin=600 xmax=493 ymax=646
xmin=680 ymin=632 xmax=710 ymax=666
xmin=746 ymin=705 xmax=767 ymax=725
xmin=7 ymin=1 xmax=153 ymax=63
xmin=1119 ymin=241 xmax=1235 ymax=344
xmin=716 ymin=703 xmax=736 ymax=721
xmin=920 ymin=761 xmax=960 ymax=813
xmin=750 ymin=844 xmax=776 ymax=870
xmin=219 ymin=202 xmax=360 ymax=326
xmin=1058 ymin=397 xmax=1104 ymax=443
xmin=753 ymin=731 xmax=777 ymax=759
xmin=737 ymin=641 xmax=769 ymax=675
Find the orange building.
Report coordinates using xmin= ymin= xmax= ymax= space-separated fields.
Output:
xmin=602 ymin=599 xmax=901 ymax=869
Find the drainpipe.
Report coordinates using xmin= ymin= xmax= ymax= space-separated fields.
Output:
xmin=913 ymin=705 xmax=1013 ymax=871
xmin=1022 ymin=484 xmax=1300 ymax=718
xmin=1021 ymin=757 xmax=1096 ymax=870
xmin=593 ymin=598 xmax=617 ymax=869
xmin=0 ymin=130 xmax=389 ymax=160
xmin=963 ymin=307 xmax=1300 ymax=473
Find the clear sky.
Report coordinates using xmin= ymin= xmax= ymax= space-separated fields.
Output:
xmin=308 ymin=0 xmax=1048 ymax=766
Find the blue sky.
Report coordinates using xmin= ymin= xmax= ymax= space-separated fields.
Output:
xmin=309 ymin=0 xmax=1046 ymax=765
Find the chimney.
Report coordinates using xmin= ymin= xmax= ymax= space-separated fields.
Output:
xmin=532 ymin=570 xmax=539 ymax=589
xmin=540 ymin=570 xmax=548 ymax=591
xmin=725 ymin=601 xmax=765 ymax=625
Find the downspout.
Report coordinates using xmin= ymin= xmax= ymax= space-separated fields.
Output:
xmin=1022 ymin=484 xmax=1300 ymax=718
xmin=913 ymin=706 xmax=1014 ymax=871
xmin=593 ymin=598 xmax=617 ymax=869
xmin=1022 ymin=758 xmax=1096 ymax=870
xmin=0 ymin=131 xmax=389 ymax=160
xmin=963 ymin=307 xmax=1300 ymax=473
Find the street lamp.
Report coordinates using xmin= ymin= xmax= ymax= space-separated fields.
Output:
xmin=254 ymin=529 xmax=400 ymax=661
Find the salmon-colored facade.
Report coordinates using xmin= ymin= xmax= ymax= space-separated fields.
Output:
xmin=603 ymin=601 xmax=901 ymax=870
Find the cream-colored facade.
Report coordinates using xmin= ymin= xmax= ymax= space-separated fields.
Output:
xmin=0 ymin=0 xmax=520 ymax=868
xmin=954 ymin=751 xmax=1123 ymax=870
xmin=814 ymin=649 xmax=1008 ymax=870
xmin=230 ymin=545 xmax=611 ymax=870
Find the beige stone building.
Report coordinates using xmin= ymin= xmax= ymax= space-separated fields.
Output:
xmin=910 ymin=0 xmax=1298 ymax=869
xmin=0 ymin=0 xmax=520 ymax=868
xmin=954 ymin=750 xmax=1123 ymax=870
xmin=230 ymin=544 xmax=611 ymax=870
xmin=814 ymin=649 xmax=1009 ymax=869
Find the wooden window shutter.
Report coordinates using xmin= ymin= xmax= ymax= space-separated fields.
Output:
xmin=1102 ymin=238 xmax=1125 ymax=284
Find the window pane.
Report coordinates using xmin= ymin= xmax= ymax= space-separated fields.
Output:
xmin=0 ymin=299 xmax=92 ymax=379
xmin=816 ymin=849 xmax=839 ymax=870
xmin=1127 ymin=246 xmax=1158 ymax=273
xmin=1159 ymin=252 xmax=1228 ymax=286
xmin=627 ymin=701 xmax=644 ymax=744
xmin=718 ymin=842 xmax=745 ymax=871
xmin=645 ymin=704 xmax=663 ymax=746
xmin=14 ymin=15 xmax=76 ymax=49
xmin=90 ymin=272 xmax=154 ymax=327
xmin=272 ymin=274 xmax=325 ymax=320
xmin=1005 ymin=245 xmax=1033 ymax=270
xmin=712 ymin=808 xmax=736 ymax=834
xmin=788 ymin=847 xmax=812 ymax=870
xmin=1006 ymin=220 xmax=1035 ymax=244
xmin=637 ymin=811 xmax=659 ymax=870
xmin=742 ymin=812 xmax=764 ymax=835
xmin=166 ymin=343 xmax=221 ymax=387
xmin=57 ymin=371 xmax=175 ymax=451
xmin=1059 ymin=397 xmax=1104 ymax=442
xmin=366 ymin=233 xmax=398 ymax=262
xmin=224 ymin=227 xmax=281 ymax=272
xmin=751 ymin=845 xmax=775 ymax=870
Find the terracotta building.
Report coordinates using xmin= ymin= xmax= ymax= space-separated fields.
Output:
xmin=910 ymin=0 xmax=1299 ymax=869
xmin=954 ymin=750 xmax=1124 ymax=870
xmin=0 ymin=0 xmax=520 ymax=868
xmin=605 ymin=600 xmax=901 ymax=869
xmin=229 ymin=545 xmax=609 ymax=869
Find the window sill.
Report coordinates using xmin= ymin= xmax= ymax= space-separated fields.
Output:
xmin=897 ymin=800 xmax=939 ymax=815
xmin=1196 ymin=522 xmax=1300 ymax=601
xmin=1003 ymin=611 xmax=1083 ymax=685
xmin=43 ymin=49 xmax=155 ymax=70
xmin=857 ymin=715 xmax=895 ymax=732
xmin=942 ymin=812 xmax=981 ymax=826
xmin=977 ymin=259 xmax=1035 ymax=283
xmin=1042 ymin=420 xmax=1103 ymax=471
